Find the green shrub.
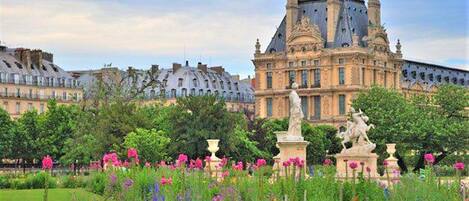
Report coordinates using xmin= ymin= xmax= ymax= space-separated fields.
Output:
xmin=61 ymin=175 xmax=86 ymax=188
xmin=87 ymin=172 xmax=106 ymax=195
xmin=0 ymin=175 xmax=10 ymax=189
xmin=24 ymin=172 xmax=57 ymax=189
xmin=10 ymin=178 xmax=28 ymax=189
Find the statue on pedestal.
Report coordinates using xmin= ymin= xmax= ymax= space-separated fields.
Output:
xmin=288 ymin=83 xmax=303 ymax=137
xmin=338 ymin=107 xmax=376 ymax=153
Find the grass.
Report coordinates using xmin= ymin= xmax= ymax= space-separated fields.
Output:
xmin=0 ymin=188 xmax=103 ymax=201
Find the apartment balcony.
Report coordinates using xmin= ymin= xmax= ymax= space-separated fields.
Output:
xmin=0 ymin=78 xmax=82 ymax=89
xmin=0 ymin=92 xmax=81 ymax=102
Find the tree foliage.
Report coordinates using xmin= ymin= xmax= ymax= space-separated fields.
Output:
xmin=123 ymin=128 xmax=171 ymax=163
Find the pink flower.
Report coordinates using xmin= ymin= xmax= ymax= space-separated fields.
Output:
xmin=145 ymin=162 xmax=151 ymax=168
xmin=195 ymin=158 xmax=203 ymax=169
xmin=349 ymin=161 xmax=358 ymax=170
xmin=222 ymin=170 xmax=229 ymax=178
xmin=383 ymin=160 xmax=389 ymax=167
xmin=161 ymin=176 xmax=172 ymax=185
xmin=127 ymin=148 xmax=138 ymax=159
xmin=366 ymin=167 xmax=371 ymax=173
xmin=218 ymin=157 xmax=228 ymax=168
xmin=288 ymin=157 xmax=304 ymax=168
xmin=159 ymin=161 xmax=167 ymax=167
xmin=256 ymin=159 xmax=267 ymax=167
xmin=282 ymin=161 xmax=291 ymax=167
xmin=424 ymin=153 xmax=435 ymax=164
xmin=113 ymin=160 xmax=122 ymax=167
xmin=177 ymin=154 xmax=188 ymax=167
xmin=205 ymin=156 xmax=211 ymax=163
xmin=453 ymin=162 xmax=465 ymax=171
xmin=123 ymin=160 xmax=130 ymax=168
xmin=323 ymin=159 xmax=332 ymax=166
xmin=42 ymin=155 xmax=53 ymax=170
xmin=103 ymin=153 xmax=118 ymax=164
xmin=232 ymin=161 xmax=243 ymax=171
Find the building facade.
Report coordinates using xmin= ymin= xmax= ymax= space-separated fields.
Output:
xmin=73 ymin=62 xmax=255 ymax=114
xmin=0 ymin=43 xmax=83 ymax=118
xmin=253 ymin=0 xmax=468 ymax=127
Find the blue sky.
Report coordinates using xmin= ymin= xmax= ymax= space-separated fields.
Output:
xmin=0 ymin=0 xmax=467 ymax=78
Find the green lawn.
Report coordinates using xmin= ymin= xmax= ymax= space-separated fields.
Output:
xmin=0 ymin=188 xmax=103 ymax=201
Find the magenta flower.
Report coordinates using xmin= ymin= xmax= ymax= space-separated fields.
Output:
xmin=232 ymin=161 xmax=243 ymax=171
xmin=205 ymin=156 xmax=212 ymax=163
xmin=123 ymin=178 xmax=133 ymax=189
xmin=212 ymin=195 xmax=224 ymax=201
xmin=42 ymin=155 xmax=53 ymax=170
xmin=103 ymin=153 xmax=119 ymax=166
xmin=161 ymin=176 xmax=173 ymax=185
xmin=145 ymin=162 xmax=151 ymax=168
xmin=282 ymin=161 xmax=291 ymax=167
xmin=424 ymin=153 xmax=435 ymax=164
xmin=127 ymin=148 xmax=138 ymax=159
xmin=366 ymin=167 xmax=371 ymax=173
xmin=177 ymin=154 xmax=188 ymax=167
xmin=349 ymin=161 xmax=358 ymax=170
xmin=323 ymin=159 xmax=332 ymax=166
xmin=123 ymin=160 xmax=130 ymax=168
xmin=256 ymin=159 xmax=267 ymax=167
xmin=453 ymin=162 xmax=465 ymax=171
xmin=222 ymin=170 xmax=229 ymax=178
xmin=218 ymin=157 xmax=228 ymax=168
xmin=383 ymin=160 xmax=389 ymax=167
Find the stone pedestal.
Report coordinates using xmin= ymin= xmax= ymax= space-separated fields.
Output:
xmin=385 ymin=143 xmax=399 ymax=172
xmin=273 ymin=131 xmax=309 ymax=177
xmin=335 ymin=152 xmax=379 ymax=179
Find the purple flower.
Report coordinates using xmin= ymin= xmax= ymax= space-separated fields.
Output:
xmin=109 ymin=173 xmax=117 ymax=185
xmin=123 ymin=178 xmax=134 ymax=189
xmin=212 ymin=194 xmax=224 ymax=201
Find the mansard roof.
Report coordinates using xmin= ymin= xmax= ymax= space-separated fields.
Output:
xmin=402 ymin=60 xmax=469 ymax=88
xmin=266 ymin=0 xmax=369 ymax=53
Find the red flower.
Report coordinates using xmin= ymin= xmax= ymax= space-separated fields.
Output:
xmin=323 ymin=159 xmax=332 ymax=166
xmin=366 ymin=167 xmax=371 ymax=173
xmin=282 ymin=161 xmax=291 ymax=167
xmin=424 ymin=153 xmax=435 ymax=164
xmin=383 ymin=160 xmax=389 ymax=167
xmin=127 ymin=148 xmax=138 ymax=159
xmin=349 ymin=161 xmax=358 ymax=170
xmin=453 ymin=162 xmax=465 ymax=171
xmin=256 ymin=159 xmax=267 ymax=167
xmin=161 ymin=176 xmax=172 ymax=185
xmin=42 ymin=155 xmax=53 ymax=170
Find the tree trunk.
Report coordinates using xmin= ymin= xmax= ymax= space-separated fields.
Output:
xmin=396 ymin=152 xmax=408 ymax=173
xmin=22 ymin=160 xmax=26 ymax=174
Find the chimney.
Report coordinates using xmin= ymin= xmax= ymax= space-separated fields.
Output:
xmin=231 ymin=75 xmax=240 ymax=81
xmin=210 ymin=66 xmax=225 ymax=75
xmin=327 ymin=0 xmax=341 ymax=44
xmin=172 ymin=63 xmax=182 ymax=73
xmin=30 ymin=49 xmax=43 ymax=69
xmin=285 ymin=0 xmax=299 ymax=41
xmin=197 ymin=62 xmax=207 ymax=73
xmin=42 ymin=52 xmax=53 ymax=63
xmin=368 ymin=0 xmax=381 ymax=26
xmin=185 ymin=60 xmax=189 ymax=67
xmin=151 ymin=64 xmax=159 ymax=72
xmin=15 ymin=48 xmax=31 ymax=69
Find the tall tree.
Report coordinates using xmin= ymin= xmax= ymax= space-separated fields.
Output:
xmin=0 ymin=108 xmax=13 ymax=160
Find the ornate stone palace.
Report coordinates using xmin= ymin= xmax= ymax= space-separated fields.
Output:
xmin=252 ymin=0 xmax=468 ymax=127
xmin=0 ymin=43 xmax=83 ymax=118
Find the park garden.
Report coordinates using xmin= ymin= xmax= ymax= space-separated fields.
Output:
xmin=0 ymin=85 xmax=467 ymax=200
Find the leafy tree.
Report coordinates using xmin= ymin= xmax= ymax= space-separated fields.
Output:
xmin=11 ymin=110 xmax=41 ymax=171
xmin=123 ymin=128 xmax=171 ymax=163
xmin=167 ymin=95 xmax=243 ymax=159
xmin=0 ymin=108 xmax=13 ymax=159
xmin=352 ymin=86 xmax=469 ymax=171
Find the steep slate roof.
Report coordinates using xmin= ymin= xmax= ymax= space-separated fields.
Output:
xmin=402 ymin=60 xmax=469 ymax=89
xmin=266 ymin=0 xmax=368 ymax=53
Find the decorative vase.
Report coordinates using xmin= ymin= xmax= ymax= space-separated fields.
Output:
xmin=207 ymin=139 xmax=220 ymax=160
xmin=386 ymin=144 xmax=397 ymax=159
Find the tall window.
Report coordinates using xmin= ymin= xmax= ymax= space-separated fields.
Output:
xmin=40 ymin=103 xmax=44 ymax=113
xmin=15 ymin=102 xmax=20 ymax=114
xmin=339 ymin=68 xmax=345 ymax=85
xmin=393 ymin=72 xmax=397 ymax=89
xmin=205 ymin=80 xmax=209 ymax=88
xmin=266 ymin=72 xmax=273 ymax=89
xmin=373 ymin=69 xmax=377 ymax=84
xmin=171 ymin=89 xmax=177 ymax=98
xmin=313 ymin=60 xmax=320 ymax=67
xmin=339 ymin=95 xmax=346 ymax=115
xmin=193 ymin=79 xmax=198 ymax=87
xmin=313 ymin=69 xmax=321 ymax=87
xmin=301 ymin=96 xmax=308 ymax=119
xmin=29 ymin=89 xmax=33 ymax=98
xmin=220 ymin=81 xmax=224 ymax=90
xmin=288 ymin=71 xmax=296 ymax=87
xmin=3 ymin=88 xmax=7 ymax=96
xmin=313 ymin=96 xmax=321 ymax=120
xmin=63 ymin=92 xmax=67 ymax=100
xmin=182 ymin=88 xmax=187 ymax=96
xmin=384 ymin=72 xmax=387 ymax=87
xmin=266 ymin=98 xmax=273 ymax=117
xmin=301 ymin=60 xmax=307 ymax=67
xmin=301 ymin=70 xmax=308 ymax=88
xmin=28 ymin=103 xmax=33 ymax=111
xmin=361 ymin=67 xmax=365 ymax=85
xmin=178 ymin=78 xmax=183 ymax=87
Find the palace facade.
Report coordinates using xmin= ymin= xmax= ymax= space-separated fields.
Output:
xmin=253 ymin=0 xmax=468 ymax=127
xmin=0 ymin=43 xmax=83 ymax=118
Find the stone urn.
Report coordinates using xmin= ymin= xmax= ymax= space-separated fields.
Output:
xmin=386 ymin=144 xmax=397 ymax=160
xmin=207 ymin=139 xmax=220 ymax=160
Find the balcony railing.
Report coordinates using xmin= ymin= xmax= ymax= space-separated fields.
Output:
xmin=138 ymin=91 xmax=255 ymax=103
xmin=0 ymin=92 xmax=80 ymax=102
xmin=0 ymin=78 xmax=81 ymax=89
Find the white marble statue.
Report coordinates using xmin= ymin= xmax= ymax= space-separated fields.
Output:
xmin=338 ymin=107 xmax=375 ymax=153
xmin=287 ymin=83 xmax=303 ymax=137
